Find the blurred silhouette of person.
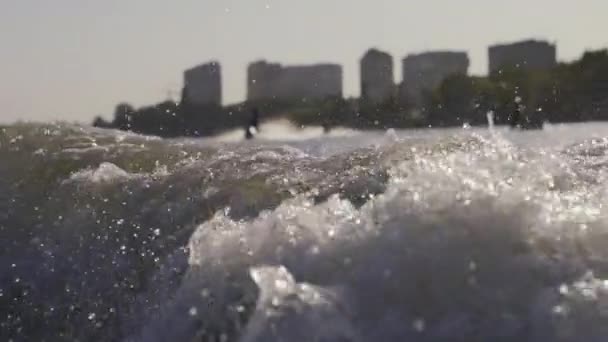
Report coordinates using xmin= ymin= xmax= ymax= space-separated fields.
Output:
xmin=245 ymin=108 xmax=260 ymax=140
xmin=510 ymin=97 xmax=522 ymax=129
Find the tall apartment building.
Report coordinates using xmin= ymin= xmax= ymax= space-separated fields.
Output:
xmin=489 ymin=39 xmax=557 ymax=73
xmin=183 ymin=61 xmax=222 ymax=106
xmin=247 ymin=61 xmax=342 ymax=102
xmin=360 ymin=49 xmax=394 ymax=103
xmin=401 ymin=51 xmax=469 ymax=104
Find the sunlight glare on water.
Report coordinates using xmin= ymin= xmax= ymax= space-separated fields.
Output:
xmin=3 ymin=122 xmax=608 ymax=341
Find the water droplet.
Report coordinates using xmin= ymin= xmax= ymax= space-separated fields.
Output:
xmin=343 ymin=257 xmax=352 ymax=266
xmin=413 ymin=192 xmax=420 ymax=201
xmin=189 ymin=307 xmax=198 ymax=316
xmin=552 ymin=305 xmax=567 ymax=316
xmin=468 ymin=261 xmax=477 ymax=271
xmin=275 ymin=279 xmax=289 ymax=290
xmin=88 ymin=313 xmax=96 ymax=320
xmin=413 ymin=318 xmax=425 ymax=332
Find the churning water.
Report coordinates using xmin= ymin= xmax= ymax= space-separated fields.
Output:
xmin=3 ymin=122 xmax=608 ymax=341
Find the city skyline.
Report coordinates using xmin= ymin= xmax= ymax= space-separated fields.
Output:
xmin=1 ymin=0 xmax=607 ymax=123
xmin=183 ymin=39 xmax=555 ymax=107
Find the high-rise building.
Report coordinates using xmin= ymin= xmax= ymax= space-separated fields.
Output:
xmin=360 ymin=49 xmax=394 ymax=103
xmin=401 ymin=51 xmax=469 ymax=104
xmin=183 ymin=62 xmax=222 ymax=106
xmin=247 ymin=61 xmax=342 ymax=102
xmin=488 ymin=40 xmax=557 ymax=73
xmin=247 ymin=61 xmax=284 ymax=101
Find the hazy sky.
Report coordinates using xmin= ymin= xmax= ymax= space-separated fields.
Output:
xmin=1 ymin=0 xmax=607 ymax=123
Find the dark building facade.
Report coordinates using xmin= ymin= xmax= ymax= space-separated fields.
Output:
xmin=401 ymin=51 xmax=470 ymax=104
xmin=247 ymin=60 xmax=342 ymax=102
xmin=247 ymin=61 xmax=283 ymax=101
xmin=488 ymin=39 xmax=557 ymax=73
xmin=360 ymin=49 xmax=394 ymax=103
xmin=183 ymin=62 xmax=222 ymax=106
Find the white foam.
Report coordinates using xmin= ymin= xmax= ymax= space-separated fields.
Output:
xmin=166 ymin=134 xmax=608 ymax=341
xmin=239 ymin=265 xmax=357 ymax=342
xmin=11 ymin=122 xmax=608 ymax=341
xmin=69 ymin=162 xmax=133 ymax=183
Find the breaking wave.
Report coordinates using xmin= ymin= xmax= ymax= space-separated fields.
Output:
xmin=3 ymin=122 xmax=608 ymax=341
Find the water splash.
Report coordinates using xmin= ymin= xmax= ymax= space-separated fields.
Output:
xmin=4 ymin=122 xmax=608 ymax=341
xmin=487 ymin=110 xmax=495 ymax=130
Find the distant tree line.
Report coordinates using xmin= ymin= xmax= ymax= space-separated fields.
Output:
xmin=94 ymin=49 xmax=608 ymax=136
xmin=426 ymin=49 xmax=608 ymax=128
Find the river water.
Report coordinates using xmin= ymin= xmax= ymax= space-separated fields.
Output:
xmin=2 ymin=121 xmax=608 ymax=341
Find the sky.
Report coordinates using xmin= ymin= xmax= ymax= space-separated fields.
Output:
xmin=1 ymin=0 xmax=607 ymax=123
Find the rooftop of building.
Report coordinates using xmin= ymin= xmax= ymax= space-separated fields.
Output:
xmin=403 ymin=51 xmax=469 ymax=60
xmin=489 ymin=39 xmax=556 ymax=50
xmin=248 ymin=60 xmax=342 ymax=70
xmin=184 ymin=61 xmax=221 ymax=74
xmin=361 ymin=48 xmax=393 ymax=61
